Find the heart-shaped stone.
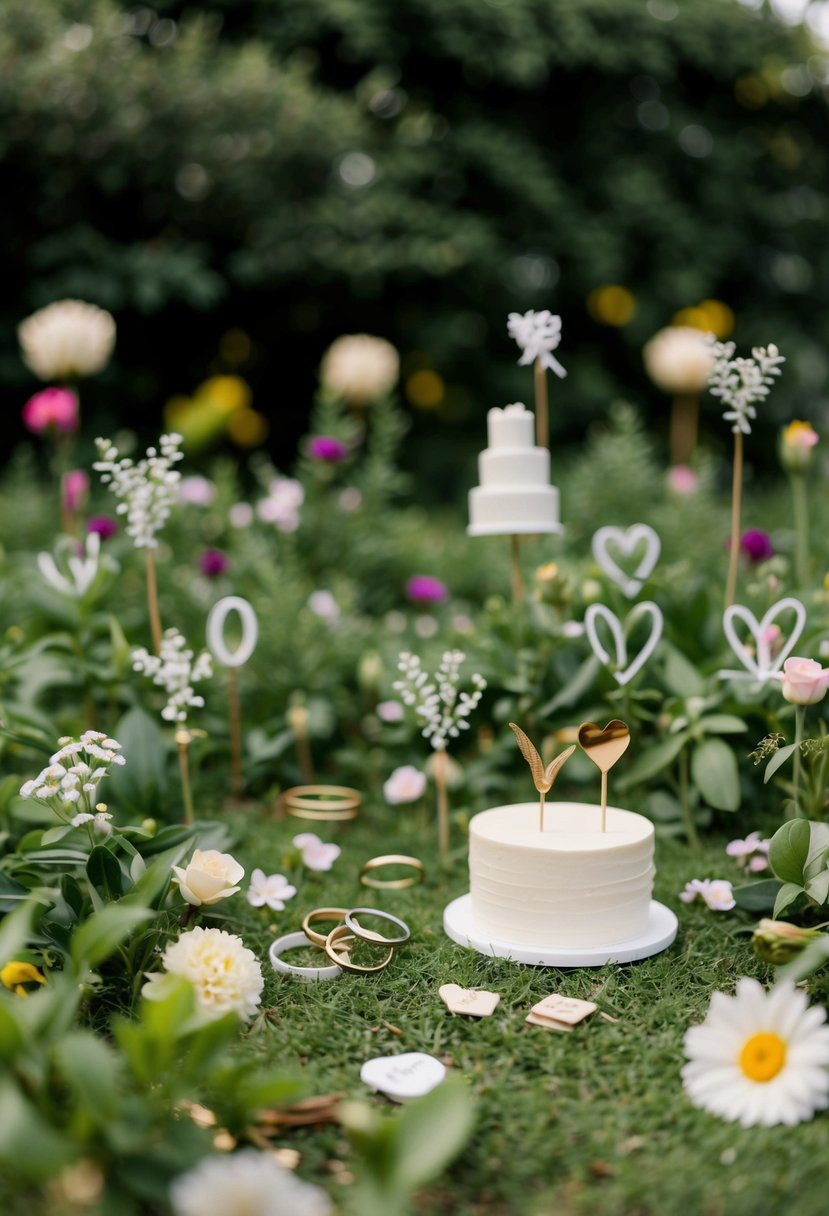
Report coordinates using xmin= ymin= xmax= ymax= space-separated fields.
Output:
xmin=360 ymin=1052 xmax=446 ymax=1104
xmin=439 ymin=983 xmax=501 ymax=1017
xmin=578 ymin=720 xmax=631 ymax=772
xmin=584 ymin=600 xmax=664 ymax=686
xmin=719 ymin=596 xmax=806 ymax=683
xmin=591 ymin=525 xmax=661 ymax=599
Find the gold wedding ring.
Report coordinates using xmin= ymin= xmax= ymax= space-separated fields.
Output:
xmin=359 ymin=854 xmax=425 ymax=890
xmin=281 ymin=785 xmax=361 ymax=822
xmin=324 ymin=923 xmax=394 ymax=974
xmin=301 ymin=907 xmax=350 ymax=948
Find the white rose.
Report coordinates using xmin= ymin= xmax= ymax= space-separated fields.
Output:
xmin=172 ymin=848 xmax=244 ymax=906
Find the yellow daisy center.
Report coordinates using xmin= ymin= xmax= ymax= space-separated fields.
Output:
xmin=739 ymin=1031 xmax=787 ymax=1082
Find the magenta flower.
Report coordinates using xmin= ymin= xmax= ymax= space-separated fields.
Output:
xmin=740 ymin=529 xmax=774 ymax=562
xmin=199 ymin=549 xmax=229 ymax=577
xmin=308 ymin=435 xmax=347 ymax=463
xmin=86 ymin=515 xmax=118 ymax=541
xmin=63 ymin=469 xmax=89 ymax=513
xmin=405 ymin=575 xmax=448 ymax=607
xmin=22 ymin=387 xmax=79 ymax=434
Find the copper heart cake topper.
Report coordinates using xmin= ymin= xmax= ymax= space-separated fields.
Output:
xmin=578 ymin=720 xmax=631 ymax=832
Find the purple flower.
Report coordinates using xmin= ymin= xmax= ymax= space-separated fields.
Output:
xmin=199 ymin=549 xmax=230 ymax=578
xmin=405 ymin=575 xmax=448 ymax=607
xmin=740 ymin=530 xmax=774 ymax=562
xmin=308 ymin=435 xmax=347 ymax=463
xmin=86 ymin=515 xmax=118 ymax=541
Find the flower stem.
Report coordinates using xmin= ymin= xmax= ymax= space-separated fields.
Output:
xmin=678 ymin=747 xmax=701 ymax=854
xmin=669 ymin=393 xmax=699 ymax=467
xmin=789 ymin=472 xmax=810 ymax=589
xmin=177 ymin=733 xmax=194 ymax=826
xmin=790 ymin=705 xmax=805 ymax=820
xmin=227 ymin=666 xmax=243 ymax=801
xmin=725 ymin=430 xmax=744 ymax=611
xmin=511 ymin=534 xmax=523 ymax=605
xmin=533 ymin=357 xmax=549 ymax=448
xmin=145 ymin=548 xmax=163 ymax=655
xmin=435 ymin=746 xmax=450 ymax=855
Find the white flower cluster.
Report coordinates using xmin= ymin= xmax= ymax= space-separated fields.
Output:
xmin=19 ymin=730 xmax=125 ymax=828
xmin=132 ymin=628 xmax=212 ymax=724
xmin=708 ymin=340 xmax=785 ymax=435
xmin=171 ymin=1149 xmax=331 ymax=1216
xmin=507 ymin=310 xmax=567 ymax=378
xmin=93 ymin=432 xmax=184 ymax=548
xmin=393 ymin=650 xmax=486 ymax=751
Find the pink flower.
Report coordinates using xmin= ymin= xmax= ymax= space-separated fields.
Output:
xmin=383 ymin=765 xmax=427 ymax=805
xmin=246 ymin=870 xmax=297 ymax=911
xmin=22 ymin=387 xmax=79 ymax=434
xmin=199 ymin=549 xmax=229 ymax=577
xmin=667 ymin=465 xmax=699 ymax=495
xmin=293 ymin=833 xmax=341 ymax=872
xmin=308 ymin=435 xmax=347 ymax=462
xmin=679 ymin=878 xmax=735 ymax=912
xmin=740 ymin=529 xmax=774 ymax=562
xmin=405 ymin=575 xmax=448 ymax=607
xmin=63 ymin=469 xmax=89 ymax=513
xmin=781 ymin=656 xmax=829 ymax=706
xmin=725 ymin=831 xmax=770 ymax=873
xmin=87 ymin=515 xmax=118 ymax=540
xmin=179 ymin=475 xmax=217 ymax=506
xmin=377 ymin=700 xmax=404 ymax=723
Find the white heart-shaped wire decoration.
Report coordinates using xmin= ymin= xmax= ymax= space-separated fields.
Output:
xmin=591 ymin=525 xmax=661 ymax=599
xmin=584 ymin=600 xmax=664 ymax=686
xmin=719 ymin=597 xmax=806 ymax=683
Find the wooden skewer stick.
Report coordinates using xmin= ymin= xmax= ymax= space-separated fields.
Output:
xmin=533 ymin=357 xmax=549 ymax=449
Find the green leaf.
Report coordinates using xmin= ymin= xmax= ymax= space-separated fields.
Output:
xmin=769 ymin=819 xmax=811 ymax=884
xmin=764 ymin=742 xmax=798 ymax=783
xmin=86 ymin=845 xmax=125 ymax=902
xmin=70 ymin=903 xmax=154 ymax=971
xmin=663 ymin=647 xmax=705 ymax=697
xmin=805 ymin=868 xmax=829 ymax=906
xmin=393 ymin=1078 xmax=475 ymax=1192
xmin=690 ymin=738 xmax=740 ymax=811
xmin=732 ymin=879 xmax=781 ymax=913
xmin=0 ymin=901 xmax=37 ymax=965
xmin=106 ymin=706 xmax=170 ymax=817
xmin=0 ymin=1078 xmax=76 ymax=1180
xmin=779 ymin=934 xmax=829 ymax=982
xmin=617 ymin=731 xmax=689 ymax=789
xmin=0 ymin=1003 xmax=25 ymax=1061
xmin=696 ymin=714 xmax=748 ymax=735
xmin=539 ymin=656 xmax=600 ymax=715
xmin=53 ymin=1031 xmax=122 ymax=1120
xmin=773 ymin=881 xmax=805 ymax=919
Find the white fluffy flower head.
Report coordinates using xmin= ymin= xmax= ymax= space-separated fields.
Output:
xmin=143 ymin=927 xmax=263 ymax=1023
xmin=507 ymin=310 xmax=567 ymax=378
xmin=683 ymin=978 xmax=829 ymax=1127
xmin=20 ymin=730 xmax=125 ymax=821
xmin=18 ymin=298 xmax=116 ymax=381
xmin=642 ymin=326 xmax=714 ymax=395
xmin=132 ymin=627 xmax=212 ymax=724
xmin=393 ymin=650 xmax=486 ymax=751
xmin=170 ymin=1149 xmax=331 ymax=1216
xmin=708 ymin=340 xmax=785 ymax=435
xmin=94 ymin=433 xmax=183 ymax=549
xmin=320 ymin=333 xmax=399 ymax=405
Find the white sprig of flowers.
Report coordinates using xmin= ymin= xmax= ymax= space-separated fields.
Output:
xmin=393 ymin=650 xmax=486 ymax=751
xmin=708 ymin=340 xmax=785 ymax=435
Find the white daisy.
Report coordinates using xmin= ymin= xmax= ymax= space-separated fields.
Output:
xmin=682 ymin=978 xmax=829 ymax=1127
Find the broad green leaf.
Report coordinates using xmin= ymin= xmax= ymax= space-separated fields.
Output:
xmin=0 ymin=901 xmax=37 ymax=965
xmin=0 ymin=1003 xmax=25 ymax=1060
xmin=697 ymin=714 xmax=748 ymax=734
xmin=617 ymin=731 xmax=689 ymax=789
xmin=773 ymin=881 xmax=806 ymax=919
xmin=769 ymin=819 xmax=811 ymax=884
xmin=764 ymin=742 xmax=798 ymax=784
xmin=120 ymin=844 xmax=186 ymax=909
xmin=539 ymin=656 xmax=600 ymax=715
xmin=732 ymin=879 xmax=781 ymax=913
xmin=779 ymin=934 xmax=829 ymax=982
xmin=393 ymin=1079 xmax=475 ymax=1192
xmin=106 ymin=706 xmax=170 ymax=817
xmin=86 ymin=845 xmax=125 ymax=901
xmin=691 ymin=738 xmax=740 ymax=811
xmin=70 ymin=903 xmax=154 ymax=971
xmin=0 ymin=1079 xmax=76 ymax=1179
xmin=53 ymin=1031 xmax=122 ymax=1119
xmin=805 ymin=867 xmax=829 ymax=906
xmin=663 ymin=647 xmax=705 ymax=697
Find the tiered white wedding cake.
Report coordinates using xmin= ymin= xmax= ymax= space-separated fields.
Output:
xmin=468 ymin=403 xmax=562 ymax=537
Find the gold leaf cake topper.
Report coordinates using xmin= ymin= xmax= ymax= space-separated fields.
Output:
xmin=509 ymin=723 xmax=575 ymax=831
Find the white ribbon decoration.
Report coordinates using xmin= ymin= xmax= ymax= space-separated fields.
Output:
xmin=206 ymin=596 xmax=259 ymax=668
xmin=584 ymin=601 xmax=664 ymax=686
xmin=506 ymin=310 xmax=567 ymax=379
xmin=718 ymin=597 xmax=806 ymax=683
xmin=591 ymin=524 xmax=661 ymax=599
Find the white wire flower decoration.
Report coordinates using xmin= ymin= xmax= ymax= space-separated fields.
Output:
xmin=507 ymin=310 xmax=567 ymax=378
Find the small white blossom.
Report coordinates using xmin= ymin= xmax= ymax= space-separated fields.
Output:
xmin=383 ymin=765 xmax=427 ymax=805
xmin=132 ymin=628 xmax=212 ymax=724
xmin=679 ymin=878 xmax=736 ymax=912
xmin=93 ymin=432 xmax=184 ymax=549
xmin=392 ymin=650 xmax=486 ymax=752
xmin=708 ymin=340 xmax=785 ymax=435
xmin=256 ymin=476 xmax=304 ymax=533
xmin=170 ymin=1149 xmax=331 ymax=1216
xmin=507 ymin=310 xmax=567 ymax=378
xmin=20 ymin=730 xmax=125 ymax=822
xmin=293 ymin=834 xmax=341 ymax=872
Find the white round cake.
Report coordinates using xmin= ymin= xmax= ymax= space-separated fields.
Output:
xmin=469 ymin=802 xmax=655 ymax=948
xmin=468 ymin=403 xmax=562 ymax=536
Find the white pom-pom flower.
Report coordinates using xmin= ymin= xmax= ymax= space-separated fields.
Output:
xmin=170 ymin=1149 xmax=331 ymax=1216
xmin=18 ymin=299 xmax=116 ymax=381
xmin=320 ymin=333 xmax=399 ymax=405
xmin=682 ymin=978 xmax=829 ymax=1127
xmin=143 ymin=927 xmax=263 ymax=1023
xmin=642 ymin=326 xmax=713 ymax=395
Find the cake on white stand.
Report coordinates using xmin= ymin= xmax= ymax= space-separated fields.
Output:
xmin=468 ymin=403 xmax=563 ymax=537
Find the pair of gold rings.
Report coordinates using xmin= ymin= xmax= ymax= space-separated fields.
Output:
xmin=359 ymin=854 xmax=425 ymax=890
xmin=281 ymin=785 xmax=361 ymax=822
xmin=269 ymin=907 xmax=411 ymax=980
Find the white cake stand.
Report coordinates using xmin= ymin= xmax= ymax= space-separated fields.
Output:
xmin=443 ymin=894 xmax=678 ymax=967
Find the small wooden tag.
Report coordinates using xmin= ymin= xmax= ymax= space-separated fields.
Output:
xmin=439 ymin=983 xmax=501 ymax=1017
xmin=525 ymin=1011 xmax=574 ymax=1032
xmin=531 ymin=993 xmax=597 ymax=1026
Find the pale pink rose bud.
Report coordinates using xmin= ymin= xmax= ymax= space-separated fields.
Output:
xmin=780 ymin=656 xmax=829 ymax=705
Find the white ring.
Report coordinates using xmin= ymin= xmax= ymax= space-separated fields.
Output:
xmin=268 ymin=931 xmax=342 ymax=982
xmin=207 ymin=596 xmax=259 ymax=668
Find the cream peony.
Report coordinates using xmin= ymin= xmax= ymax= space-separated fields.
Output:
xmin=18 ymin=299 xmax=116 ymax=381
xmin=642 ymin=326 xmax=713 ymax=395
xmin=143 ymin=927 xmax=263 ymax=1022
xmin=781 ymin=656 xmax=829 ymax=706
xmin=170 ymin=1150 xmax=331 ymax=1216
xmin=320 ymin=334 xmax=399 ymax=405
xmin=172 ymin=849 xmax=244 ymax=906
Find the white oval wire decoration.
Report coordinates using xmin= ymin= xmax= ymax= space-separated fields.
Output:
xmin=206 ymin=596 xmax=259 ymax=668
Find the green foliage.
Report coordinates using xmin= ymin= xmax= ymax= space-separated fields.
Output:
xmin=768 ymin=818 xmax=829 ymax=917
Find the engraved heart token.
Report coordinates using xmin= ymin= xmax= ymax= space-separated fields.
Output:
xmin=439 ymin=983 xmax=501 ymax=1018
xmin=578 ymin=721 xmax=631 ymax=772
xmin=360 ymin=1052 xmax=446 ymax=1104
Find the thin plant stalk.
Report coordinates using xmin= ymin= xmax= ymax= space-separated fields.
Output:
xmin=678 ymin=747 xmax=701 ymax=854
xmin=227 ymin=666 xmax=243 ymax=801
xmin=177 ymin=730 xmax=194 ymax=826
xmin=789 ymin=472 xmax=810 ymax=588
xmin=539 ymin=790 xmax=546 ymax=833
xmin=669 ymin=393 xmax=699 ymax=467
xmin=533 ymin=357 xmax=549 ymax=449
xmin=288 ymin=701 xmax=315 ymax=783
xmin=145 ymin=548 xmax=163 ymax=655
xmin=434 ymin=746 xmax=450 ymax=854
xmin=725 ymin=430 xmax=744 ymax=610
xmin=511 ymin=534 xmax=523 ymax=604
xmin=790 ymin=705 xmax=805 ymax=820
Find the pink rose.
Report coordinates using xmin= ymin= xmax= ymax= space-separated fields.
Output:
xmin=781 ymin=656 xmax=829 ymax=706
